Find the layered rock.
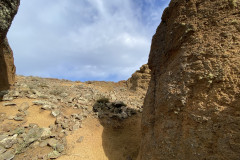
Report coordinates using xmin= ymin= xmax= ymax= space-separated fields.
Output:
xmin=0 ymin=0 xmax=20 ymax=91
xmin=127 ymin=64 xmax=151 ymax=91
xmin=139 ymin=0 xmax=240 ymax=160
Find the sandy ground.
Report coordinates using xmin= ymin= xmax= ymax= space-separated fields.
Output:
xmin=59 ymin=114 xmax=141 ymax=160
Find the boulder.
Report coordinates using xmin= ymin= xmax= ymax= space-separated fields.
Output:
xmin=138 ymin=0 xmax=240 ymax=160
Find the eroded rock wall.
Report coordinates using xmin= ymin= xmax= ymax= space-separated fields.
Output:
xmin=0 ymin=0 xmax=20 ymax=91
xmin=139 ymin=0 xmax=240 ymax=159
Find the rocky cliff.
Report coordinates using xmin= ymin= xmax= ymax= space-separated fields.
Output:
xmin=139 ymin=0 xmax=240 ymax=159
xmin=0 ymin=0 xmax=20 ymax=91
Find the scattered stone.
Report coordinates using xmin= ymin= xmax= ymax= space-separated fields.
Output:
xmin=0 ymin=135 xmax=8 ymax=141
xmin=56 ymin=143 xmax=65 ymax=153
xmin=39 ymin=140 xmax=48 ymax=147
xmin=41 ymin=104 xmax=52 ymax=110
xmin=41 ymin=128 xmax=52 ymax=140
xmin=32 ymin=100 xmax=47 ymax=105
xmin=8 ymin=116 xmax=15 ymax=120
xmin=32 ymin=141 xmax=40 ymax=148
xmin=71 ymin=122 xmax=81 ymax=131
xmin=0 ymin=145 xmax=7 ymax=154
xmin=77 ymin=136 xmax=84 ymax=143
xmin=47 ymin=138 xmax=59 ymax=148
xmin=0 ymin=150 xmax=15 ymax=160
xmin=12 ymin=91 xmax=20 ymax=97
xmin=2 ymin=95 xmax=14 ymax=101
xmin=14 ymin=113 xmax=25 ymax=121
xmin=27 ymin=94 xmax=38 ymax=99
xmin=0 ymin=134 xmax=18 ymax=149
xmin=3 ymin=102 xmax=16 ymax=106
xmin=51 ymin=110 xmax=60 ymax=117
xmin=48 ymin=151 xmax=60 ymax=159
xmin=18 ymin=102 xmax=30 ymax=112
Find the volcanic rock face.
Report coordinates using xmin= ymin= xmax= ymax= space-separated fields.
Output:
xmin=0 ymin=0 xmax=20 ymax=91
xmin=139 ymin=0 xmax=240 ymax=160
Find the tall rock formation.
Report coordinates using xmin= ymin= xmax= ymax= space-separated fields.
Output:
xmin=0 ymin=0 xmax=20 ymax=91
xmin=139 ymin=0 xmax=240 ymax=159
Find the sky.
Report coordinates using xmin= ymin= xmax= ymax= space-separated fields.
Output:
xmin=8 ymin=0 xmax=170 ymax=82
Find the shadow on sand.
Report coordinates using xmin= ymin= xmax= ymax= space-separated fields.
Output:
xmin=93 ymin=100 xmax=142 ymax=160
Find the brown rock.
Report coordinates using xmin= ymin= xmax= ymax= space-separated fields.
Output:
xmin=127 ymin=64 xmax=151 ymax=91
xmin=139 ymin=0 xmax=240 ymax=160
xmin=0 ymin=0 xmax=20 ymax=91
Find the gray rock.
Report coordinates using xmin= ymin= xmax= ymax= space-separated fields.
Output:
xmin=18 ymin=102 xmax=30 ymax=112
xmin=60 ymin=93 xmax=68 ymax=97
xmin=0 ymin=150 xmax=15 ymax=160
xmin=2 ymin=95 xmax=13 ymax=101
xmin=0 ymin=145 xmax=6 ymax=154
xmin=72 ymin=122 xmax=81 ymax=131
xmin=41 ymin=104 xmax=52 ymax=110
xmin=61 ymin=122 xmax=69 ymax=129
xmin=0 ymin=135 xmax=8 ymax=141
xmin=27 ymin=94 xmax=38 ymax=99
xmin=0 ymin=134 xmax=18 ymax=149
xmin=39 ymin=140 xmax=48 ymax=147
xmin=48 ymin=151 xmax=60 ymax=159
xmin=24 ymin=128 xmax=42 ymax=145
xmin=32 ymin=100 xmax=47 ymax=105
xmin=3 ymin=102 xmax=16 ymax=106
xmin=12 ymin=91 xmax=20 ymax=97
xmin=51 ymin=110 xmax=60 ymax=117
xmin=47 ymin=138 xmax=59 ymax=148
xmin=32 ymin=141 xmax=40 ymax=148
xmin=56 ymin=143 xmax=65 ymax=153
xmin=40 ymin=128 xmax=52 ymax=140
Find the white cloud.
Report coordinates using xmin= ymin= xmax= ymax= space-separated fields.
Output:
xmin=8 ymin=0 xmax=170 ymax=81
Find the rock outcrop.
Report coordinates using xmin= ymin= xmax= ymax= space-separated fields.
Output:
xmin=127 ymin=64 xmax=151 ymax=91
xmin=139 ymin=0 xmax=240 ymax=160
xmin=0 ymin=0 xmax=20 ymax=91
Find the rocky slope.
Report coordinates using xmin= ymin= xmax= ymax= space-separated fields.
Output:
xmin=0 ymin=0 xmax=20 ymax=91
xmin=138 ymin=0 xmax=240 ymax=160
xmin=0 ymin=74 xmax=145 ymax=160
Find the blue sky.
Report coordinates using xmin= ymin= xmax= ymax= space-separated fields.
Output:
xmin=8 ymin=0 xmax=170 ymax=82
